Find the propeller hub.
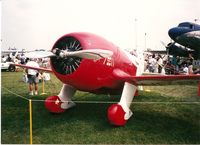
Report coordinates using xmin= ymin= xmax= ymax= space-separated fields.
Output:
xmin=51 ymin=36 xmax=83 ymax=75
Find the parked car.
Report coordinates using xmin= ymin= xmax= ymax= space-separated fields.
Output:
xmin=1 ymin=62 xmax=16 ymax=72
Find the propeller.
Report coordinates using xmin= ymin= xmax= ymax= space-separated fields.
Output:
xmin=160 ymin=41 xmax=175 ymax=48
xmin=25 ymin=36 xmax=113 ymax=75
xmin=25 ymin=48 xmax=113 ymax=60
xmin=25 ymin=50 xmax=54 ymax=58
xmin=160 ymin=41 xmax=176 ymax=55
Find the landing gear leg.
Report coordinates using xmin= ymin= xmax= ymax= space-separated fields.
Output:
xmin=45 ymin=84 xmax=76 ymax=113
xmin=107 ymin=82 xmax=137 ymax=126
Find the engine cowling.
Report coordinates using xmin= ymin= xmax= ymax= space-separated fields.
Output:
xmin=50 ymin=32 xmax=137 ymax=92
xmin=51 ymin=36 xmax=82 ymax=75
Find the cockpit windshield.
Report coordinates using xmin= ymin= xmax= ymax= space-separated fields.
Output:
xmin=178 ymin=22 xmax=194 ymax=29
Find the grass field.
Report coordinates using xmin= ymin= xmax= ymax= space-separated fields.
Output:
xmin=1 ymin=71 xmax=200 ymax=144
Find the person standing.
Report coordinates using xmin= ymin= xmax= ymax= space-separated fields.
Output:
xmin=148 ymin=54 xmax=157 ymax=73
xmin=25 ymin=59 xmax=40 ymax=95
xmin=157 ymin=54 xmax=163 ymax=73
xmin=188 ymin=53 xmax=194 ymax=74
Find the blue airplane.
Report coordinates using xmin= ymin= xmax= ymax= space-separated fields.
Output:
xmin=168 ymin=22 xmax=200 ymax=59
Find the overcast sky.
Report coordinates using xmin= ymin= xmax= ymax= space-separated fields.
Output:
xmin=1 ymin=0 xmax=200 ymax=51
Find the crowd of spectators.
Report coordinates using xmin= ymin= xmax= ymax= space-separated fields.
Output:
xmin=2 ymin=51 xmax=200 ymax=75
xmin=1 ymin=52 xmax=51 ymax=81
xmin=144 ymin=53 xmax=200 ymax=75
xmin=1 ymin=52 xmax=50 ymax=68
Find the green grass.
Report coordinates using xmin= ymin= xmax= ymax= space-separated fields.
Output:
xmin=1 ymin=71 xmax=200 ymax=144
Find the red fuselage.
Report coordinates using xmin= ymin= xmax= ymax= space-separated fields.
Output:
xmin=50 ymin=32 xmax=137 ymax=94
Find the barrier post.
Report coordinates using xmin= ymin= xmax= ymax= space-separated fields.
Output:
xmin=40 ymin=79 xmax=47 ymax=95
xmin=29 ymin=99 xmax=33 ymax=144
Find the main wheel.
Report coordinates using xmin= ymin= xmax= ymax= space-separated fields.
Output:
xmin=44 ymin=96 xmax=65 ymax=113
xmin=8 ymin=64 xmax=16 ymax=72
xmin=107 ymin=104 xmax=127 ymax=126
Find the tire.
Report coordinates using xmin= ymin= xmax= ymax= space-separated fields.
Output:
xmin=8 ymin=64 xmax=16 ymax=72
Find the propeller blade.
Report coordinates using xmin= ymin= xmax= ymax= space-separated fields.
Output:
xmin=25 ymin=49 xmax=113 ymax=60
xmin=160 ymin=41 xmax=167 ymax=47
xmin=62 ymin=49 xmax=113 ymax=60
xmin=160 ymin=41 xmax=176 ymax=48
xmin=25 ymin=50 xmax=55 ymax=58
xmin=167 ymin=42 xmax=173 ymax=47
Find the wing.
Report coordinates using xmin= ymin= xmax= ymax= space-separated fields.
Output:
xmin=146 ymin=50 xmax=168 ymax=55
xmin=133 ymin=75 xmax=200 ymax=85
xmin=113 ymin=69 xmax=200 ymax=85
xmin=14 ymin=63 xmax=53 ymax=73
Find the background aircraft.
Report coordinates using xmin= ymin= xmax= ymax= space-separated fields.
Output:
xmin=15 ymin=32 xmax=200 ymax=126
xmin=167 ymin=22 xmax=200 ymax=59
xmin=1 ymin=47 xmax=28 ymax=56
xmin=159 ymin=41 xmax=195 ymax=57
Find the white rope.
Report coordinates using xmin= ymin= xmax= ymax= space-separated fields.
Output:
xmin=2 ymin=87 xmax=29 ymax=101
xmin=2 ymin=86 xmax=200 ymax=104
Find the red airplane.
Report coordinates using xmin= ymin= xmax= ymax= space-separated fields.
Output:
xmin=15 ymin=32 xmax=200 ymax=126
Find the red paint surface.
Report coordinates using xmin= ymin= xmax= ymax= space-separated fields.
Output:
xmin=51 ymin=32 xmax=137 ymax=94
xmin=45 ymin=96 xmax=65 ymax=113
xmin=107 ymin=104 xmax=127 ymax=126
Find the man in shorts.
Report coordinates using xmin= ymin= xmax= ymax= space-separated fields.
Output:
xmin=188 ymin=53 xmax=194 ymax=74
xmin=25 ymin=59 xmax=40 ymax=95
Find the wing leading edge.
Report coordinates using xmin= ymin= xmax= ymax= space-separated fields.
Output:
xmin=113 ymin=69 xmax=200 ymax=86
xmin=14 ymin=63 xmax=53 ymax=73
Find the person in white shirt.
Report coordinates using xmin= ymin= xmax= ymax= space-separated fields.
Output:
xmin=2 ymin=55 xmax=7 ymax=62
xmin=25 ymin=59 xmax=40 ymax=95
xmin=157 ymin=54 xmax=163 ymax=73
xmin=148 ymin=54 xmax=157 ymax=73
xmin=183 ymin=64 xmax=189 ymax=74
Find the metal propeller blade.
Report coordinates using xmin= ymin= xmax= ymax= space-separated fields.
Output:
xmin=60 ymin=49 xmax=113 ymax=60
xmin=167 ymin=42 xmax=176 ymax=48
xmin=25 ymin=50 xmax=55 ymax=58
xmin=160 ymin=41 xmax=175 ymax=48
xmin=25 ymin=49 xmax=113 ymax=60
xmin=160 ymin=41 xmax=167 ymax=47
xmin=160 ymin=41 xmax=175 ymax=55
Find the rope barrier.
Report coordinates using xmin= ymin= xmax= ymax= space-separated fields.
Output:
xmin=2 ymin=86 xmax=200 ymax=144
xmin=2 ymin=86 xmax=29 ymax=101
xmin=2 ymin=86 xmax=200 ymax=104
